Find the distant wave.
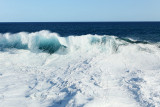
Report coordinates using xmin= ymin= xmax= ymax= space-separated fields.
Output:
xmin=0 ymin=30 xmax=156 ymax=54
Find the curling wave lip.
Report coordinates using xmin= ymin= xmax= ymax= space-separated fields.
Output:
xmin=0 ymin=30 xmax=150 ymax=54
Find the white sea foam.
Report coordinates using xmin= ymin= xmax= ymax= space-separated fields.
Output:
xmin=0 ymin=30 xmax=129 ymax=54
xmin=0 ymin=31 xmax=160 ymax=107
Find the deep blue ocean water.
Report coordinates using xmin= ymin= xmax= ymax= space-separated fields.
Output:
xmin=0 ymin=22 xmax=160 ymax=42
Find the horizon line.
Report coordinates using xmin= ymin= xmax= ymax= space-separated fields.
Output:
xmin=0 ymin=21 xmax=160 ymax=23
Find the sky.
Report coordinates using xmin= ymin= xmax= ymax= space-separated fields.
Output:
xmin=0 ymin=0 xmax=160 ymax=22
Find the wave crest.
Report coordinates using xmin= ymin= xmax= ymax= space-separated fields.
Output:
xmin=0 ymin=30 xmax=151 ymax=54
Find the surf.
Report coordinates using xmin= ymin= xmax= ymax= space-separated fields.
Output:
xmin=0 ymin=30 xmax=154 ymax=55
xmin=0 ymin=30 xmax=160 ymax=107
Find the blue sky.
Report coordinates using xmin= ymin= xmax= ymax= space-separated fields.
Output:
xmin=0 ymin=0 xmax=160 ymax=22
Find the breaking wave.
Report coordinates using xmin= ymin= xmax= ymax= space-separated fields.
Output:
xmin=1 ymin=30 xmax=160 ymax=107
xmin=0 ymin=30 xmax=154 ymax=54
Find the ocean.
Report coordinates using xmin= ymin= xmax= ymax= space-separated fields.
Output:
xmin=0 ymin=22 xmax=160 ymax=107
xmin=1 ymin=22 xmax=160 ymax=42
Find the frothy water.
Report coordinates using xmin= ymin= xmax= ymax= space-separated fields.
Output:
xmin=0 ymin=30 xmax=160 ymax=107
xmin=0 ymin=30 xmax=153 ymax=54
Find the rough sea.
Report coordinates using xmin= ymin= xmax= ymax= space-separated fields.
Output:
xmin=0 ymin=22 xmax=160 ymax=107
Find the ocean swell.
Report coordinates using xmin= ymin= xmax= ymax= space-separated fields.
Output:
xmin=0 ymin=30 xmax=153 ymax=54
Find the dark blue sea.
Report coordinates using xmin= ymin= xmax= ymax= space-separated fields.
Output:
xmin=0 ymin=22 xmax=160 ymax=42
